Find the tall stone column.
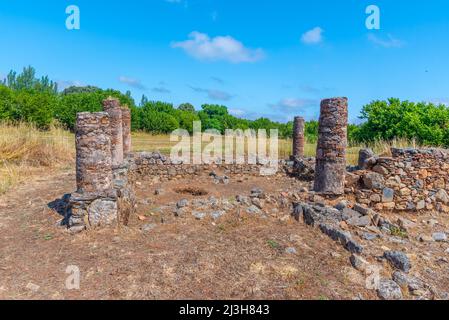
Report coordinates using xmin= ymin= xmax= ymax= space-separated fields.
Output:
xmin=292 ymin=116 xmax=305 ymax=158
xmin=75 ymin=112 xmax=113 ymax=194
xmin=314 ymin=97 xmax=348 ymax=195
xmin=121 ymin=107 xmax=132 ymax=155
xmin=103 ymin=98 xmax=124 ymax=166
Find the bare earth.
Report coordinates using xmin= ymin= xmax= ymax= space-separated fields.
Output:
xmin=0 ymin=168 xmax=381 ymax=300
xmin=2 ymin=167 xmax=449 ymax=300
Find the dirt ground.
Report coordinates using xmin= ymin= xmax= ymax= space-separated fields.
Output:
xmin=0 ymin=168 xmax=380 ymax=300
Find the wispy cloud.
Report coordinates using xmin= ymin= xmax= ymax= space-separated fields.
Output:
xmin=172 ymin=31 xmax=265 ymax=63
xmin=301 ymin=27 xmax=324 ymax=45
xmin=368 ymin=33 xmax=405 ymax=48
xmin=269 ymin=98 xmax=318 ymax=114
xmin=211 ymin=76 xmax=224 ymax=85
xmin=119 ymin=76 xmax=147 ymax=90
xmin=189 ymin=85 xmax=234 ymax=101
xmin=152 ymin=87 xmax=171 ymax=94
xmin=430 ymin=99 xmax=449 ymax=106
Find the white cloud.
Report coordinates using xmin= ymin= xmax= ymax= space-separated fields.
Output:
xmin=269 ymin=98 xmax=318 ymax=114
xmin=368 ymin=34 xmax=405 ymax=48
xmin=119 ymin=76 xmax=146 ymax=90
xmin=152 ymin=87 xmax=171 ymax=94
xmin=301 ymin=27 xmax=324 ymax=45
xmin=172 ymin=31 xmax=265 ymax=63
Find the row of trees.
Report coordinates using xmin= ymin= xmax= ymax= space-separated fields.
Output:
xmin=2 ymin=67 xmax=449 ymax=146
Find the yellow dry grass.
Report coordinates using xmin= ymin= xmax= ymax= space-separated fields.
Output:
xmin=0 ymin=122 xmax=74 ymax=194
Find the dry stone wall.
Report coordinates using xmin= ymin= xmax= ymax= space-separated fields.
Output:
xmin=350 ymin=148 xmax=449 ymax=213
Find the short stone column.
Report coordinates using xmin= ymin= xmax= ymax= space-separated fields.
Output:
xmin=314 ymin=97 xmax=348 ymax=195
xmin=103 ymin=98 xmax=124 ymax=166
xmin=292 ymin=116 xmax=305 ymax=158
xmin=121 ymin=107 xmax=132 ymax=155
xmin=75 ymin=112 xmax=113 ymax=194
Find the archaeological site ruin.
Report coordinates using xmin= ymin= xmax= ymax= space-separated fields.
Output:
xmin=57 ymin=96 xmax=449 ymax=300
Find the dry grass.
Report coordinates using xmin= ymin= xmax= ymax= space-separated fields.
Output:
xmin=0 ymin=122 xmax=74 ymax=194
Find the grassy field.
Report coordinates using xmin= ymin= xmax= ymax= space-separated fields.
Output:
xmin=1 ymin=123 xmax=419 ymax=194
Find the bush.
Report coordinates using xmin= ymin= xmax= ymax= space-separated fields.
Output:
xmin=354 ymin=98 xmax=449 ymax=146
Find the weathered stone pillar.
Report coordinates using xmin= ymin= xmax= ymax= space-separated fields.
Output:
xmin=121 ymin=107 xmax=132 ymax=155
xmin=75 ymin=112 xmax=113 ymax=194
xmin=314 ymin=97 xmax=348 ymax=195
xmin=292 ymin=116 xmax=305 ymax=158
xmin=103 ymin=98 xmax=124 ymax=166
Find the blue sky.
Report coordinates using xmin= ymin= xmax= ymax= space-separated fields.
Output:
xmin=0 ymin=0 xmax=448 ymax=123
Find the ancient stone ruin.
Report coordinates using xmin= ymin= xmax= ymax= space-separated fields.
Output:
xmin=292 ymin=116 xmax=305 ymax=159
xmin=65 ymin=98 xmax=135 ymax=233
xmin=57 ymin=96 xmax=449 ymax=299
xmin=314 ymin=97 xmax=348 ymax=195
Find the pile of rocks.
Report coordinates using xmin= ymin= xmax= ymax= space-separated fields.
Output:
xmin=348 ymin=148 xmax=449 ymax=213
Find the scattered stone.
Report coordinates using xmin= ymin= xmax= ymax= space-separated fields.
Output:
xmin=341 ymin=208 xmax=361 ymax=221
xmin=154 ymin=188 xmax=164 ymax=195
xmin=26 ymin=283 xmax=40 ymax=292
xmin=176 ymin=199 xmax=189 ymax=209
xmin=436 ymin=189 xmax=449 ymax=204
xmin=418 ymin=234 xmax=433 ymax=243
xmin=346 ymin=215 xmax=371 ymax=227
xmin=210 ymin=211 xmax=226 ymax=220
xmin=250 ymin=188 xmax=265 ymax=199
xmin=362 ymin=232 xmax=379 ymax=241
xmin=141 ymin=223 xmax=157 ymax=233
xmin=285 ymin=247 xmax=297 ymax=255
xmin=192 ymin=211 xmax=206 ymax=220
xmin=353 ymin=203 xmax=371 ymax=216
xmin=251 ymin=198 xmax=264 ymax=209
xmin=377 ymin=279 xmax=403 ymax=300
xmin=350 ymin=254 xmax=369 ymax=271
xmin=384 ymin=251 xmax=412 ymax=273
xmin=397 ymin=217 xmax=417 ymax=232
xmin=236 ymin=195 xmax=251 ymax=206
xmin=335 ymin=200 xmax=349 ymax=211
xmin=392 ymin=271 xmax=424 ymax=292
xmin=246 ymin=205 xmax=263 ymax=215
xmin=433 ymin=232 xmax=447 ymax=242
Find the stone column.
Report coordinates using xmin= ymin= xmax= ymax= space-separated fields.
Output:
xmin=314 ymin=97 xmax=348 ymax=195
xmin=103 ymin=98 xmax=124 ymax=166
xmin=292 ymin=116 xmax=305 ymax=158
xmin=121 ymin=107 xmax=132 ymax=155
xmin=75 ymin=112 xmax=113 ymax=194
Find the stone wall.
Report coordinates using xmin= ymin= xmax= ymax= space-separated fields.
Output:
xmin=349 ymin=148 xmax=449 ymax=213
xmin=129 ymin=151 xmax=296 ymax=181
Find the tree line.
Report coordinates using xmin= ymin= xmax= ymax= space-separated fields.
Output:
xmin=1 ymin=67 xmax=449 ymax=146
